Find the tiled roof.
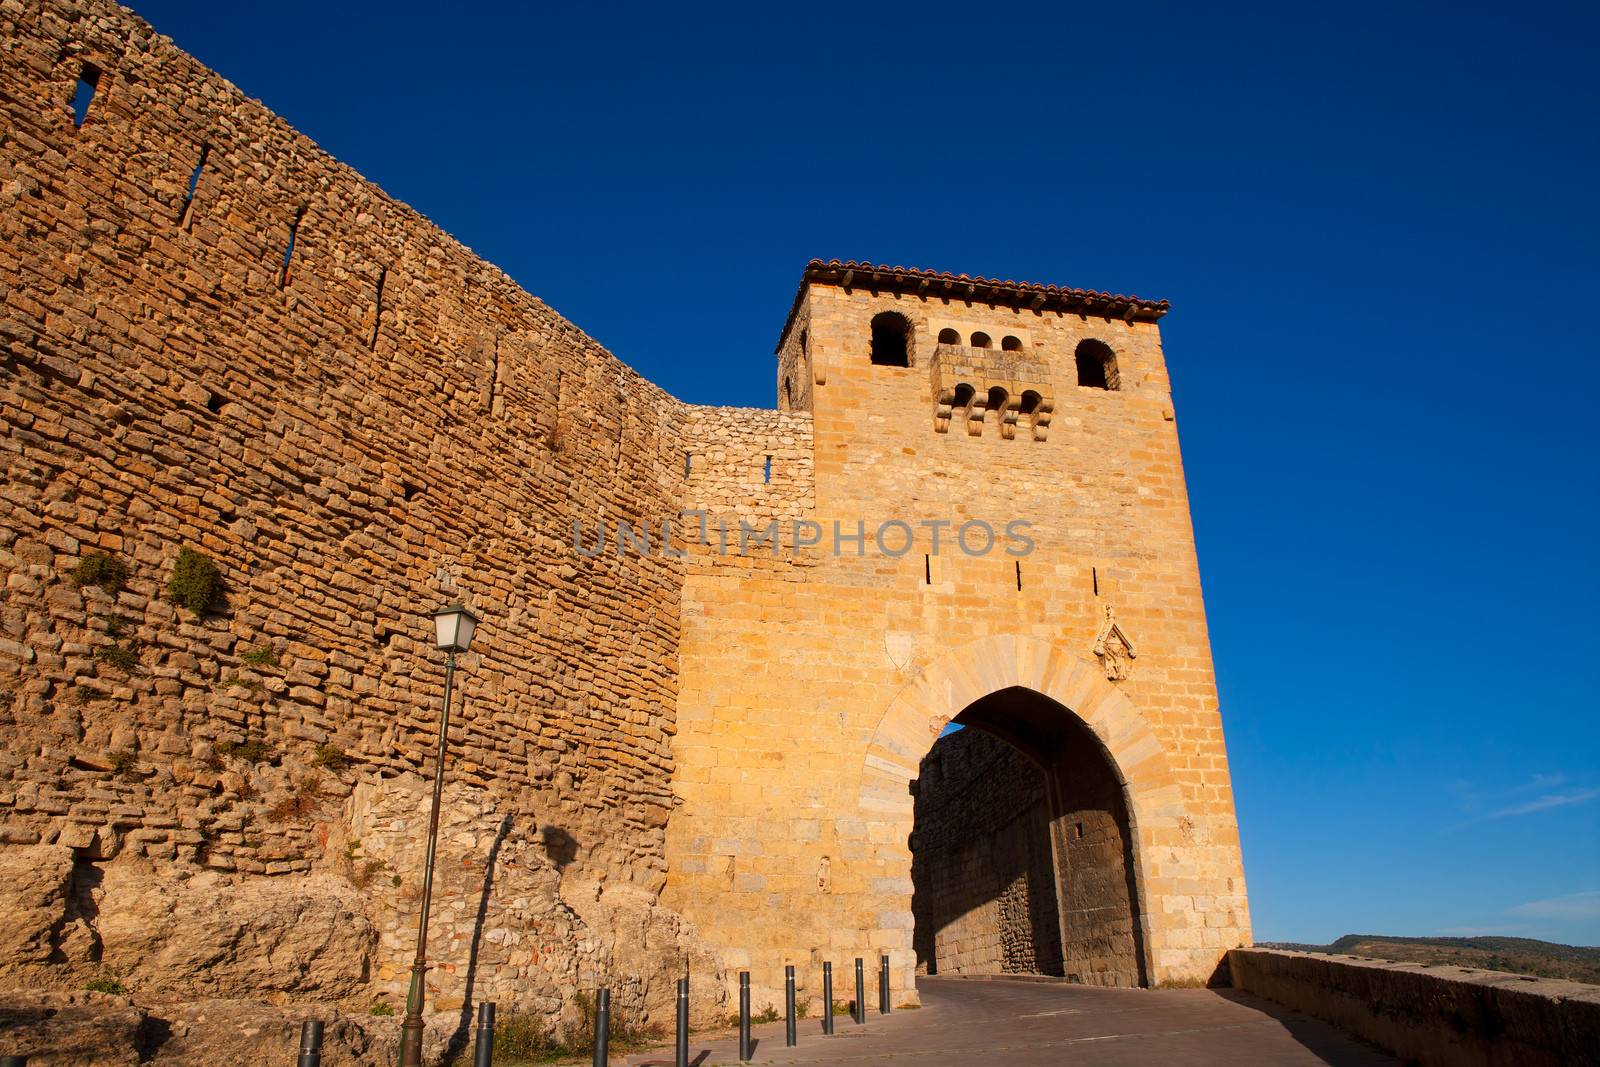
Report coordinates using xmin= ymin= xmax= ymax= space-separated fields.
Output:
xmin=779 ymin=259 xmax=1169 ymax=351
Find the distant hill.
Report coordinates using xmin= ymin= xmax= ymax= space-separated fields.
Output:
xmin=1257 ymin=934 xmax=1600 ymax=985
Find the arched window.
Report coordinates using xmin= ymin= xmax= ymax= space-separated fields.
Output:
xmin=987 ymin=386 xmax=1009 ymax=420
xmin=1075 ymin=339 xmax=1119 ymax=390
xmin=1001 ymin=335 xmax=1023 ymax=352
xmin=870 ymin=312 xmax=912 ymax=367
xmin=953 ymin=382 xmax=976 ymax=415
xmin=1019 ymin=390 xmax=1041 ymax=416
xmin=783 ymin=377 xmax=793 ymax=408
xmin=798 ymin=328 xmax=808 ymax=356
xmin=970 ymin=332 xmax=992 ymax=349
xmin=937 ymin=328 xmax=961 ymax=345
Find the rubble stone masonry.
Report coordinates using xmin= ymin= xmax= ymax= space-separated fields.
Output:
xmin=0 ymin=0 xmax=1251 ymax=1043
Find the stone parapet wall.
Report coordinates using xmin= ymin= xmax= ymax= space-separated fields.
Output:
xmin=1228 ymin=948 xmax=1600 ymax=1067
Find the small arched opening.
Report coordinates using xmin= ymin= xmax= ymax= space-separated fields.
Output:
xmin=871 ymin=312 xmax=912 ymax=367
xmin=1001 ymin=335 xmax=1023 ymax=352
xmin=970 ymin=331 xmax=992 ymax=350
xmin=1075 ymin=339 xmax=1119 ymax=390
xmin=937 ymin=328 xmax=961 ymax=345
xmin=987 ymin=386 xmax=1009 ymax=428
xmin=1019 ymin=390 xmax=1041 ymax=417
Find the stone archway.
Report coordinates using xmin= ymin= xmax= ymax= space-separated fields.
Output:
xmin=854 ymin=635 xmax=1187 ymax=991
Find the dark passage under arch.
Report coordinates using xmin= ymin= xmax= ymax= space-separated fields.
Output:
xmin=910 ymin=686 xmax=1147 ymax=987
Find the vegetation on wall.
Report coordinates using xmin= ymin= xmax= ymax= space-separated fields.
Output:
xmin=167 ymin=547 xmax=224 ymax=615
xmin=71 ymin=552 xmax=129 ymax=595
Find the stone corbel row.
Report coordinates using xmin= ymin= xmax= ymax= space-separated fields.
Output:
xmin=934 ymin=389 xmax=1053 ymax=441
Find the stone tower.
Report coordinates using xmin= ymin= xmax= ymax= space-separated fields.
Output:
xmin=667 ymin=261 xmax=1251 ymax=1006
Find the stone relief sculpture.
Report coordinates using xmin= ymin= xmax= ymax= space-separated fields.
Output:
xmin=1093 ymin=605 xmax=1138 ymax=681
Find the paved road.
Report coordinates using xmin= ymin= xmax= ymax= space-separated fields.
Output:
xmin=627 ymin=976 xmax=1396 ymax=1066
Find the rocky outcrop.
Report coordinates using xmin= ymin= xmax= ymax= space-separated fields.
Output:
xmin=0 ymin=992 xmax=391 ymax=1066
xmin=92 ymin=867 xmax=376 ymax=999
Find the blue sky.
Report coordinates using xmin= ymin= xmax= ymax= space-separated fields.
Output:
xmin=130 ymin=1 xmax=1599 ymax=945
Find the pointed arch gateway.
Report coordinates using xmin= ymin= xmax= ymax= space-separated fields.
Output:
xmin=855 ymin=635 xmax=1185 ymax=990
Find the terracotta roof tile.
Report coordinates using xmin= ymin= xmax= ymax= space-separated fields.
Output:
xmin=778 ymin=259 xmax=1169 ymax=351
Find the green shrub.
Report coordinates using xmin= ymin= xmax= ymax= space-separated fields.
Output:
xmin=312 ymin=744 xmax=351 ymax=771
xmin=107 ymin=750 xmax=137 ymax=777
xmin=217 ymin=676 xmax=262 ymax=695
xmin=71 ymin=553 xmax=129 ymax=595
xmin=215 ymin=738 xmax=272 ymax=763
xmin=368 ymin=1001 xmax=395 ymax=1017
xmin=167 ymin=547 xmax=224 ymax=615
xmin=240 ymin=646 xmax=279 ymax=667
xmin=494 ymin=1012 xmax=557 ymax=1059
xmin=85 ymin=975 xmax=128 ymax=995
xmin=95 ymin=642 xmax=139 ymax=670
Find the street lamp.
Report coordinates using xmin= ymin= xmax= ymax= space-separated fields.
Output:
xmin=398 ymin=602 xmax=482 ymax=1067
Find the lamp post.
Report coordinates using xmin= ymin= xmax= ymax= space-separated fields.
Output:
xmin=398 ymin=602 xmax=481 ymax=1067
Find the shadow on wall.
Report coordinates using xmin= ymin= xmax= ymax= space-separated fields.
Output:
xmin=442 ymin=813 xmax=515 ymax=1064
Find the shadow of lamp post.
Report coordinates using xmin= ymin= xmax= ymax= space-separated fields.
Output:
xmin=398 ymin=602 xmax=481 ymax=1067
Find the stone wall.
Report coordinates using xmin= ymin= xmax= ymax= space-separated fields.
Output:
xmin=1228 ymin=948 xmax=1600 ymax=1067
xmin=909 ymin=727 xmax=1061 ymax=977
xmin=0 ymin=0 xmax=719 ymax=1036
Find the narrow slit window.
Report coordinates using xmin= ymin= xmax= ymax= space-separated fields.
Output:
xmin=764 ymin=455 xmax=772 ymax=484
xmin=179 ymin=144 xmax=209 ymax=223
xmin=924 ymin=554 xmax=931 ymax=584
xmin=1092 ymin=566 xmax=1099 ymax=596
xmin=279 ymin=208 xmax=305 ymax=288
xmin=71 ymin=64 xmax=101 ymax=128
xmin=369 ymin=268 xmax=387 ymax=349
xmin=684 ymin=451 xmax=692 ymax=478
xmin=1016 ymin=560 xmax=1022 ymax=590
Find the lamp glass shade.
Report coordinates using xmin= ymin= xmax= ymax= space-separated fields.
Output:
xmin=432 ymin=603 xmax=480 ymax=652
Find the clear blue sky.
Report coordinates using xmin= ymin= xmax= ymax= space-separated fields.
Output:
xmin=130 ymin=0 xmax=1599 ymax=945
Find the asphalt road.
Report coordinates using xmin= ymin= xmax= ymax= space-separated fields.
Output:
xmin=626 ymin=976 xmax=1397 ymax=1066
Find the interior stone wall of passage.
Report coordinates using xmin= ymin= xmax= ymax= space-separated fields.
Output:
xmin=910 ymin=727 xmax=1062 ymax=977
xmin=1046 ymin=734 xmax=1146 ymax=986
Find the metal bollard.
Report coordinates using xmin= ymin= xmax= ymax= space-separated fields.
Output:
xmin=879 ymin=955 xmax=891 ymax=1015
xmin=737 ymin=971 xmax=752 ymax=1063
xmin=296 ymin=1020 xmax=323 ymax=1067
xmin=472 ymin=1002 xmax=495 ymax=1067
xmin=854 ymin=957 xmax=865 ymax=1024
xmin=822 ymin=961 xmax=834 ymax=1035
xmin=784 ymin=964 xmax=797 ymax=1047
xmin=675 ymin=976 xmax=689 ymax=1067
xmin=592 ymin=988 xmax=610 ymax=1067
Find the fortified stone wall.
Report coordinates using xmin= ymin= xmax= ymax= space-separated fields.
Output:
xmin=0 ymin=0 xmax=723 ymax=1037
xmin=910 ymin=727 xmax=1061 ymax=977
xmin=0 ymin=0 xmax=1253 ymax=1040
